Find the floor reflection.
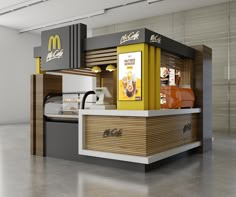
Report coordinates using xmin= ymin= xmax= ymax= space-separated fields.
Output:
xmin=0 ymin=125 xmax=236 ymax=197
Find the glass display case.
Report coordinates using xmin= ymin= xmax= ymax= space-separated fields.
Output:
xmin=44 ymin=92 xmax=84 ymax=122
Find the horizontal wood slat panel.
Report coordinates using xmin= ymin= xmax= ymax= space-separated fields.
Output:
xmin=180 ymin=59 xmax=193 ymax=86
xmin=85 ymin=47 xmax=117 ymax=67
xmin=84 ymin=114 xmax=199 ymax=156
xmin=86 ymin=48 xmax=117 ymax=55
xmin=161 ymin=51 xmax=184 ymax=70
xmin=85 ymin=56 xmax=117 ymax=63
xmin=147 ymin=114 xmax=198 ymax=155
xmin=86 ymin=52 xmax=117 ymax=59
xmin=86 ymin=60 xmax=117 ymax=67
xmin=161 ymin=51 xmax=193 ymax=86
xmin=85 ymin=116 xmax=147 ymax=156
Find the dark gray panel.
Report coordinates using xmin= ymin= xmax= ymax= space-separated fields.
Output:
xmin=145 ymin=29 xmax=195 ymax=58
xmin=192 ymin=45 xmax=212 ymax=153
xmin=73 ymin=25 xmax=77 ymax=69
xmin=203 ymin=50 xmax=212 ymax=146
xmin=70 ymin=25 xmax=74 ymax=69
xmin=85 ymin=28 xmax=194 ymax=59
xmin=77 ymin=23 xmax=87 ymax=68
xmin=45 ymin=121 xmax=78 ymax=160
xmin=40 ymin=23 xmax=87 ymax=71
xmin=85 ymin=28 xmax=146 ymax=51
xmin=41 ymin=26 xmax=71 ymax=71
xmin=33 ymin=46 xmax=42 ymax=58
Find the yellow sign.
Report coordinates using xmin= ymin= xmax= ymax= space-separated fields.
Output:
xmin=46 ymin=34 xmax=64 ymax=62
xmin=48 ymin=35 xmax=61 ymax=51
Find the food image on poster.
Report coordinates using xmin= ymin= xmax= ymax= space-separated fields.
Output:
xmin=118 ymin=52 xmax=142 ymax=101
xmin=160 ymin=67 xmax=177 ymax=86
xmin=160 ymin=67 xmax=169 ymax=85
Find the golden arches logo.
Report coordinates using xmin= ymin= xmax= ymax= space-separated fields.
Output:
xmin=46 ymin=34 xmax=64 ymax=62
xmin=48 ymin=35 xmax=61 ymax=51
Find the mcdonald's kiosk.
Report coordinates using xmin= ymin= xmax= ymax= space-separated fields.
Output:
xmin=31 ymin=23 xmax=212 ymax=171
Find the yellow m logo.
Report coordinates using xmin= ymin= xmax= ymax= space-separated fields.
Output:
xmin=48 ymin=35 xmax=61 ymax=51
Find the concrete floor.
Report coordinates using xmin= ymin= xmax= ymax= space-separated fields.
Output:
xmin=0 ymin=124 xmax=236 ymax=197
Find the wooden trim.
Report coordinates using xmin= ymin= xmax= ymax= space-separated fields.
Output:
xmin=161 ymin=51 xmax=184 ymax=70
xmin=86 ymin=60 xmax=117 ymax=67
xmin=86 ymin=48 xmax=117 ymax=55
xmin=96 ymin=71 xmax=117 ymax=104
xmin=35 ymin=75 xmax=44 ymax=156
xmin=180 ymin=59 xmax=193 ymax=86
xmin=30 ymin=75 xmax=36 ymax=155
xmin=146 ymin=114 xmax=198 ymax=155
xmin=85 ymin=56 xmax=117 ymax=63
xmin=85 ymin=47 xmax=117 ymax=67
xmin=31 ymin=74 xmax=62 ymax=156
xmin=85 ymin=116 xmax=147 ymax=156
xmin=161 ymin=51 xmax=195 ymax=87
xmin=86 ymin=52 xmax=117 ymax=59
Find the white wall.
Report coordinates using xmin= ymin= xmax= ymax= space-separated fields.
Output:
xmin=92 ymin=2 xmax=236 ymax=133
xmin=0 ymin=26 xmax=40 ymax=124
xmin=0 ymin=25 xmax=94 ymax=125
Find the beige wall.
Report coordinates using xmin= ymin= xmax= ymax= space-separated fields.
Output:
xmin=92 ymin=2 xmax=236 ymax=133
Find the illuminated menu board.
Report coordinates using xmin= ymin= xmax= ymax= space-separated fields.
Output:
xmin=118 ymin=52 xmax=142 ymax=101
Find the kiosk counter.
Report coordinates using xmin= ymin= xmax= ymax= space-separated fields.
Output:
xmin=30 ymin=23 xmax=212 ymax=172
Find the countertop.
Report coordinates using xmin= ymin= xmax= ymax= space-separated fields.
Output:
xmin=79 ymin=108 xmax=201 ymax=117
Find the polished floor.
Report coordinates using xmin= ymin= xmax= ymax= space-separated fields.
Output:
xmin=0 ymin=124 xmax=236 ymax=197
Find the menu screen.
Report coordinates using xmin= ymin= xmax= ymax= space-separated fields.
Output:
xmin=118 ymin=52 xmax=142 ymax=101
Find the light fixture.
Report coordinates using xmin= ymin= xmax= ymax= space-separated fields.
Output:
xmin=105 ymin=0 xmax=146 ymax=11
xmin=106 ymin=64 xmax=116 ymax=72
xmin=147 ymin=0 xmax=164 ymax=4
xmin=0 ymin=0 xmax=49 ymax=16
xmin=18 ymin=0 xmax=164 ymax=33
xmin=20 ymin=0 xmax=148 ymax=33
xmin=19 ymin=9 xmax=105 ymax=33
xmin=91 ymin=66 xmax=102 ymax=73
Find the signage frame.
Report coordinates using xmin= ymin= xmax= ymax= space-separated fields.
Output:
xmin=118 ymin=51 xmax=143 ymax=101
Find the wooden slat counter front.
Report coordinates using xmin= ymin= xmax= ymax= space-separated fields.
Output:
xmin=79 ymin=109 xmax=201 ymax=164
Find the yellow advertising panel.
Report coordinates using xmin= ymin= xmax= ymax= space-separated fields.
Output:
xmin=117 ymin=44 xmax=161 ymax=110
xmin=118 ymin=52 xmax=142 ymax=101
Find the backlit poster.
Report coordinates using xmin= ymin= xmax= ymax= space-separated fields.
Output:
xmin=118 ymin=52 xmax=142 ymax=101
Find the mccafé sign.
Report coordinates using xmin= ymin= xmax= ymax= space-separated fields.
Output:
xmin=46 ymin=35 xmax=64 ymax=62
xmin=40 ymin=24 xmax=87 ymax=71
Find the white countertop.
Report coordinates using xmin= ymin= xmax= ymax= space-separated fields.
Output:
xmin=44 ymin=113 xmax=78 ymax=119
xmin=79 ymin=108 xmax=201 ymax=117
